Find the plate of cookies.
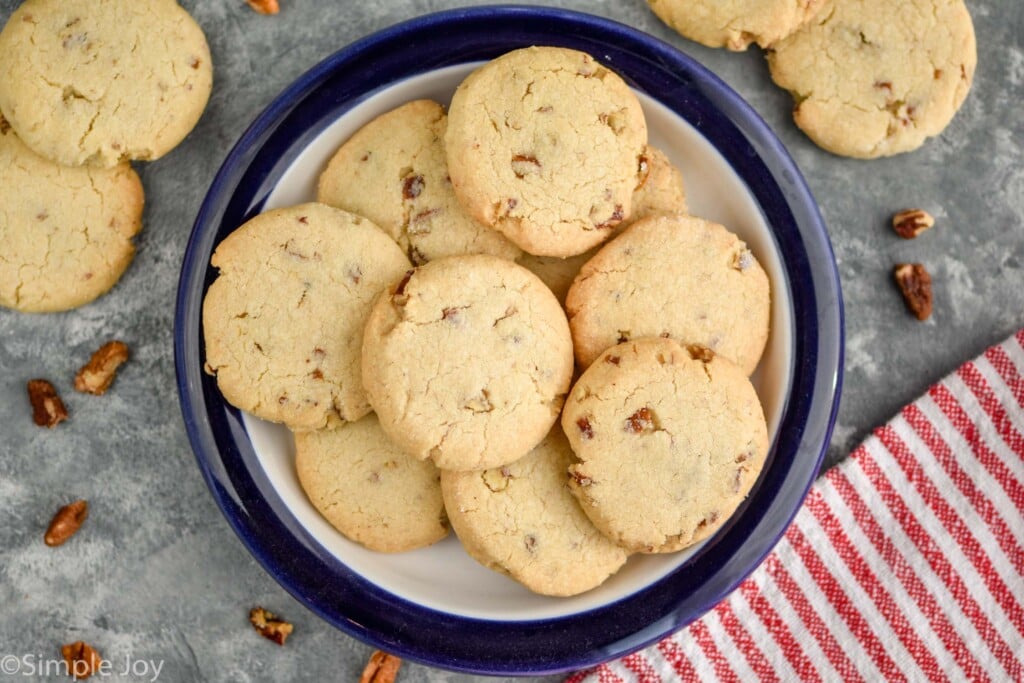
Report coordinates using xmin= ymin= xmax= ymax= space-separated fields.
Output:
xmin=175 ymin=5 xmax=843 ymax=675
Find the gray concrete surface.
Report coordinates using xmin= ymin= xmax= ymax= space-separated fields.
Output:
xmin=1 ymin=1 xmax=1021 ymax=681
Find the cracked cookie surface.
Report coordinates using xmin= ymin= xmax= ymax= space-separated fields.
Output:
xmin=317 ymin=99 xmax=521 ymax=265
xmin=566 ymin=214 xmax=770 ymax=374
xmin=296 ymin=413 xmax=448 ymax=553
xmin=647 ymin=0 xmax=826 ymax=50
xmin=203 ymin=202 xmax=411 ymax=431
xmin=519 ymin=144 xmax=687 ymax=305
xmin=562 ymin=338 xmax=769 ymax=554
xmin=445 ymin=47 xmax=647 ymax=258
xmin=441 ymin=426 xmax=628 ymax=596
xmin=0 ymin=121 xmax=143 ymax=312
xmin=767 ymin=0 xmax=976 ymax=158
xmin=362 ymin=254 xmax=574 ymax=471
xmin=0 ymin=0 xmax=213 ymax=167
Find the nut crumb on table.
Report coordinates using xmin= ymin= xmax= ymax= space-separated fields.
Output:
xmin=360 ymin=650 xmax=402 ymax=683
xmin=894 ymin=263 xmax=934 ymax=320
xmin=44 ymin=499 xmax=89 ymax=547
xmin=892 ymin=208 xmax=935 ymax=239
xmin=27 ymin=379 xmax=68 ymax=427
xmin=248 ymin=607 xmax=293 ymax=645
xmin=60 ymin=641 xmax=102 ymax=680
xmin=246 ymin=0 xmax=279 ymax=15
xmin=75 ymin=341 xmax=130 ymax=395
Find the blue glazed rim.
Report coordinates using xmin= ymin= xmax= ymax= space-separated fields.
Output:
xmin=174 ymin=5 xmax=843 ymax=676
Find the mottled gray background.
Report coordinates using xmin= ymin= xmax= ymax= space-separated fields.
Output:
xmin=1 ymin=1 xmax=1021 ymax=681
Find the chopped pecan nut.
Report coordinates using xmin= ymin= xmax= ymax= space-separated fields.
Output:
xmin=402 ymin=174 xmax=424 ymax=200
xmin=625 ymin=407 xmax=655 ymax=433
xmin=686 ymin=345 xmax=715 ymax=363
xmin=892 ymin=209 xmax=935 ymax=239
xmin=246 ymin=0 xmax=279 ymax=14
xmin=61 ymin=641 xmax=102 ymax=680
xmin=893 ymin=263 xmax=933 ymax=320
xmin=576 ymin=417 xmax=594 ymax=440
xmin=360 ymin=650 xmax=402 ymax=683
xmin=249 ymin=607 xmax=293 ymax=645
xmin=0 ymin=114 xmax=9 ymax=135
xmin=75 ymin=341 xmax=129 ymax=395
xmin=45 ymin=499 xmax=88 ymax=547
xmin=27 ymin=379 xmax=68 ymax=427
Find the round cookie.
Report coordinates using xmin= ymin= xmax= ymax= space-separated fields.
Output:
xmin=317 ymin=99 xmax=521 ymax=265
xmin=295 ymin=414 xmax=448 ymax=553
xmin=445 ymin=47 xmax=648 ymax=258
xmin=519 ymin=144 xmax=687 ymax=304
xmin=203 ymin=203 xmax=411 ymax=431
xmin=0 ymin=119 xmax=143 ymax=312
xmin=766 ymin=0 xmax=976 ymax=158
xmin=362 ymin=254 xmax=574 ymax=471
xmin=647 ymin=0 xmax=826 ymax=50
xmin=442 ymin=426 xmax=628 ymax=596
xmin=566 ymin=214 xmax=770 ymax=374
xmin=562 ymin=338 xmax=769 ymax=554
xmin=0 ymin=0 xmax=213 ymax=167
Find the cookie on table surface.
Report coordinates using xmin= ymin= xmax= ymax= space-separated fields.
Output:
xmin=442 ymin=426 xmax=628 ymax=596
xmin=295 ymin=414 xmax=448 ymax=553
xmin=203 ymin=202 xmax=410 ymax=431
xmin=0 ymin=0 xmax=212 ymax=167
xmin=362 ymin=254 xmax=573 ymax=471
xmin=0 ymin=120 xmax=143 ymax=312
xmin=562 ymin=338 xmax=769 ymax=554
xmin=766 ymin=0 xmax=976 ymax=158
xmin=566 ymin=214 xmax=770 ymax=374
xmin=445 ymin=46 xmax=647 ymax=258
xmin=647 ymin=0 xmax=825 ymax=50
xmin=318 ymin=99 xmax=521 ymax=265
xmin=519 ymin=144 xmax=687 ymax=304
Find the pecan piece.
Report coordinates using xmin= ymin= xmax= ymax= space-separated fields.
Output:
xmin=360 ymin=650 xmax=402 ymax=683
xmin=45 ymin=499 xmax=88 ymax=546
xmin=61 ymin=641 xmax=103 ymax=680
xmin=249 ymin=607 xmax=293 ymax=645
xmin=511 ymin=154 xmax=541 ymax=178
xmin=402 ymin=174 xmax=424 ymax=199
xmin=625 ymin=407 xmax=655 ymax=433
xmin=893 ymin=263 xmax=933 ymax=320
xmin=576 ymin=417 xmax=594 ymax=440
xmin=246 ymin=0 xmax=279 ymax=14
xmin=686 ymin=344 xmax=715 ymax=363
xmin=75 ymin=341 xmax=129 ymax=395
xmin=27 ymin=379 xmax=68 ymax=427
xmin=891 ymin=208 xmax=935 ymax=239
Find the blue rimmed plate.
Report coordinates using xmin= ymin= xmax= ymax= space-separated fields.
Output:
xmin=174 ymin=5 xmax=843 ymax=675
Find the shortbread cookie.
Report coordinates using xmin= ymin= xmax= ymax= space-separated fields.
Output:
xmin=647 ymin=0 xmax=825 ymax=50
xmin=767 ymin=0 xmax=976 ymax=158
xmin=0 ymin=0 xmax=213 ymax=167
xmin=442 ymin=427 xmax=628 ymax=596
xmin=362 ymin=254 xmax=573 ymax=471
xmin=562 ymin=338 xmax=769 ymax=554
xmin=0 ymin=120 xmax=143 ymax=312
xmin=445 ymin=47 xmax=647 ymax=258
xmin=317 ymin=100 xmax=520 ymax=265
xmin=519 ymin=144 xmax=687 ymax=303
xmin=203 ymin=203 xmax=410 ymax=431
xmin=296 ymin=414 xmax=448 ymax=553
xmin=566 ymin=214 xmax=770 ymax=373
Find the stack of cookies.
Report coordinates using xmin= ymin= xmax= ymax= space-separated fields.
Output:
xmin=0 ymin=0 xmax=213 ymax=312
xmin=203 ymin=46 xmax=772 ymax=597
xmin=647 ymin=0 xmax=977 ymax=158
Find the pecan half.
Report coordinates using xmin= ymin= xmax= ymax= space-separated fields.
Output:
xmin=360 ymin=650 xmax=402 ymax=683
xmin=246 ymin=0 xmax=279 ymax=14
xmin=249 ymin=607 xmax=293 ymax=645
xmin=893 ymin=263 xmax=933 ymax=320
xmin=45 ymin=499 xmax=88 ymax=546
xmin=61 ymin=641 xmax=102 ymax=680
xmin=892 ymin=209 xmax=934 ymax=239
xmin=75 ymin=341 xmax=129 ymax=395
xmin=27 ymin=379 xmax=67 ymax=427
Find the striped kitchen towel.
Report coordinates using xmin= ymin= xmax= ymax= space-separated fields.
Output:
xmin=570 ymin=330 xmax=1024 ymax=682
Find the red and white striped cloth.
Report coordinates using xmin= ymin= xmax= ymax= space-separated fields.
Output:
xmin=570 ymin=330 xmax=1024 ymax=682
